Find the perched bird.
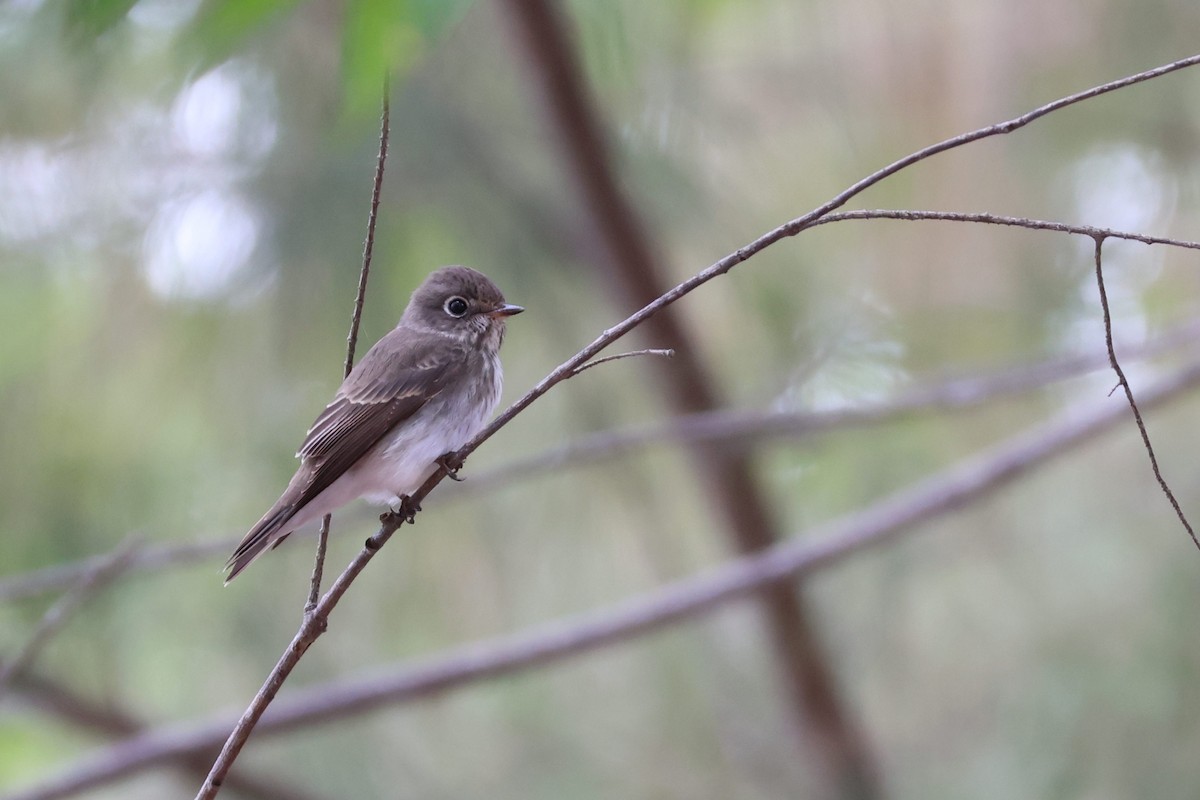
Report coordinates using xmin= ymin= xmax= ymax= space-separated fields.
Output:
xmin=225 ymin=266 xmax=523 ymax=581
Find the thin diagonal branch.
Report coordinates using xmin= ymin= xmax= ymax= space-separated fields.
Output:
xmin=569 ymin=348 xmax=674 ymax=377
xmin=1091 ymin=236 xmax=1198 ymax=549
xmin=16 ymin=357 xmax=1200 ymax=800
xmin=306 ymin=81 xmax=392 ymax=614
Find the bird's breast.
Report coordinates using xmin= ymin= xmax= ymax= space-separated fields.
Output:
xmin=356 ymin=349 xmax=503 ymax=504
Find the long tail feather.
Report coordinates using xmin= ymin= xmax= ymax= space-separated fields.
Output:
xmin=224 ymin=501 xmax=298 ymax=583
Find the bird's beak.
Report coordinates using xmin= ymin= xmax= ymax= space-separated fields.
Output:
xmin=489 ymin=303 xmax=525 ymax=318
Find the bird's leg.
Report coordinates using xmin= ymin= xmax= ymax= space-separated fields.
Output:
xmin=435 ymin=450 xmax=465 ymax=482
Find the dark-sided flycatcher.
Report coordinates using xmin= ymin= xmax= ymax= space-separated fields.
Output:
xmin=225 ymin=266 xmax=523 ymax=581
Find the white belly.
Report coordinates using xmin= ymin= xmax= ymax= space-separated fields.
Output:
xmin=285 ymin=353 xmax=502 ymax=533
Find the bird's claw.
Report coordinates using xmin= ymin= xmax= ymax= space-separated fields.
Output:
xmin=436 ymin=451 xmax=465 ymax=482
xmin=398 ymin=494 xmax=421 ymax=523
xmin=382 ymin=495 xmax=421 ymax=525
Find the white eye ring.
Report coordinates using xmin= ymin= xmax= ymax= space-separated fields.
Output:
xmin=444 ymin=296 xmax=469 ymax=318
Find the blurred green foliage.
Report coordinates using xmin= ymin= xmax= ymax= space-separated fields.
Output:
xmin=3 ymin=0 xmax=1200 ymax=798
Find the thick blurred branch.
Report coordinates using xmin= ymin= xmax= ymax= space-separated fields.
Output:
xmin=0 ymin=538 xmax=233 ymax=604
xmin=496 ymin=1 xmax=879 ymax=796
xmin=0 ymin=540 xmax=137 ymax=698
xmin=11 ymin=672 xmax=328 ymax=800
xmin=15 ymin=356 xmax=1200 ymax=800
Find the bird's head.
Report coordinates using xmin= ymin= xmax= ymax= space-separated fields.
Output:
xmin=403 ymin=266 xmax=524 ymax=345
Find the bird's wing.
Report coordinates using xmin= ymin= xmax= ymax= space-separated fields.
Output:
xmin=292 ymin=329 xmax=466 ymax=508
xmin=225 ymin=329 xmax=467 ymax=581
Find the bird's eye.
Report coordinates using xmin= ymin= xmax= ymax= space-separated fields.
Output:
xmin=444 ymin=296 xmax=469 ymax=318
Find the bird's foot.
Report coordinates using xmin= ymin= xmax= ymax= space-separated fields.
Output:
xmin=392 ymin=494 xmax=421 ymax=524
xmin=436 ymin=451 xmax=465 ymax=482
xmin=381 ymin=495 xmax=421 ymax=526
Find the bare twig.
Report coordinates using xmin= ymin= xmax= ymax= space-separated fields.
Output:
xmin=306 ymin=518 xmax=331 ymax=616
xmin=17 ymin=358 xmax=1200 ymax=800
xmin=346 ymin=79 xmax=390 ymax=374
xmin=569 ymin=348 xmax=674 ymax=377
xmin=1091 ymin=237 xmax=1199 ymax=549
xmin=0 ymin=539 xmax=138 ymax=698
xmin=196 ymin=54 xmax=1200 ymax=796
xmin=813 ymin=209 xmax=1200 ymax=251
xmin=306 ymin=81 xmax=392 ymax=614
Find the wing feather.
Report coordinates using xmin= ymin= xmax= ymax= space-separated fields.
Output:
xmin=289 ymin=329 xmax=466 ymax=510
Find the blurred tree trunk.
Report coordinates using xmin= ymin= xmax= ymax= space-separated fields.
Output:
xmin=496 ymin=1 xmax=881 ymax=796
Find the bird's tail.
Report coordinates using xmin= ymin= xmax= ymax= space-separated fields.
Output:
xmin=224 ymin=500 xmax=298 ymax=583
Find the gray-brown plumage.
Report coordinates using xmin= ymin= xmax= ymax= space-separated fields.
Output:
xmin=225 ymin=266 xmax=522 ymax=582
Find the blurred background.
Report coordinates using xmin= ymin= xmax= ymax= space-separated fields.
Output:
xmin=3 ymin=0 xmax=1200 ymax=798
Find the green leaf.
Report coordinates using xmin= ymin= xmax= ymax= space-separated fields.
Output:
xmin=184 ymin=0 xmax=304 ymax=70
xmin=341 ymin=0 xmax=474 ymax=120
xmin=62 ymin=0 xmax=139 ymax=41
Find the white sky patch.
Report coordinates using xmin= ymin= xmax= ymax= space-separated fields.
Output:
xmin=1070 ymin=145 xmax=1174 ymax=233
xmin=174 ymin=67 xmax=241 ymax=157
xmin=129 ymin=0 xmax=202 ymax=31
xmin=1055 ymin=144 xmax=1174 ymax=358
xmin=775 ymin=291 xmax=906 ymax=412
xmin=0 ymin=144 xmax=74 ymax=243
xmin=143 ymin=190 xmax=259 ymax=301
xmin=0 ymin=58 xmax=280 ymax=306
xmin=172 ymin=63 xmax=278 ymax=160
